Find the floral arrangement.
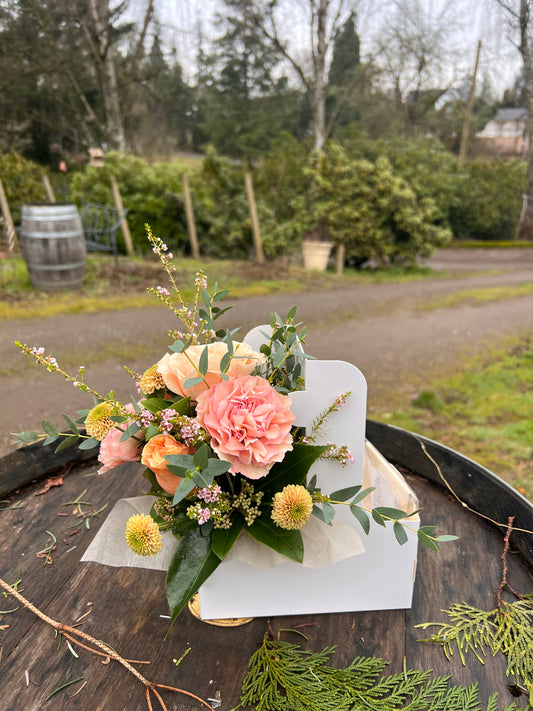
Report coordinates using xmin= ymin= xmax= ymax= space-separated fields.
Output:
xmin=15 ymin=228 xmax=454 ymax=625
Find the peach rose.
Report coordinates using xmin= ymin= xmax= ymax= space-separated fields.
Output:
xmin=157 ymin=341 xmax=264 ymax=401
xmin=97 ymin=404 xmax=142 ymax=474
xmin=141 ymin=433 xmax=194 ymax=495
xmin=195 ymin=374 xmax=295 ymax=479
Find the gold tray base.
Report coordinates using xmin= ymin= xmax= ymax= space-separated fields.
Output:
xmin=188 ymin=594 xmax=254 ymax=627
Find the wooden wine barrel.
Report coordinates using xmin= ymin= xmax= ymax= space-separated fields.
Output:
xmin=20 ymin=203 xmax=86 ymax=290
xmin=0 ymin=423 xmax=531 ymax=709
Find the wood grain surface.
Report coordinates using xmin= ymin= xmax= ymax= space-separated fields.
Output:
xmin=0 ymin=430 xmax=531 ymax=711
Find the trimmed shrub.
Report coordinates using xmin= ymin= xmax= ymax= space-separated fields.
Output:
xmin=0 ymin=152 xmax=47 ymax=224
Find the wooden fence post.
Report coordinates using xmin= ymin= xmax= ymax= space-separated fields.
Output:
xmin=42 ymin=175 xmax=56 ymax=203
xmin=335 ymin=244 xmax=345 ymax=275
xmin=182 ymin=174 xmax=200 ymax=259
xmin=244 ymin=172 xmax=264 ymax=263
xmin=109 ymin=175 xmax=134 ymax=256
xmin=0 ymin=178 xmax=17 ymax=252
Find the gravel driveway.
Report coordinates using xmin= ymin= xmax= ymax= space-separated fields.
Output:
xmin=1 ymin=248 xmax=532 ymax=457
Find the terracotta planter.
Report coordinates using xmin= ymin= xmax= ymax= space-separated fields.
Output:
xmin=302 ymin=240 xmax=333 ymax=271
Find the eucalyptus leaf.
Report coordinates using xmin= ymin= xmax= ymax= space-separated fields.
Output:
xmin=418 ymin=531 xmax=440 ymax=552
xmin=193 ymin=444 xmax=209 ymax=470
xmin=169 ymin=339 xmax=185 ymax=353
xmin=350 ymin=506 xmax=371 ymax=535
xmin=183 ymin=376 xmax=205 ymax=389
xmin=436 ymin=534 xmax=459 ymax=543
xmin=14 ymin=430 xmax=40 ymax=443
xmin=351 ymin=486 xmax=375 ymax=504
xmin=41 ymin=420 xmax=59 ymax=438
xmin=166 ymin=528 xmax=221 ymax=625
xmin=373 ymin=506 xmax=409 ymax=521
xmin=54 ymin=434 xmax=79 ymax=453
xmin=62 ymin=414 xmax=79 ymax=435
xmin=371 ymin=509 xmax=386 ymax=527
xmin=213 ymin=289 xmax=230 ymax=301
xmin=198 ymin=345 xmax=209 ymax=376
xmin=172 ymin=478 xmax=196 ymax=506
xmin=329 ymin=485 xmax=361 ymax=502
xmin=78 ymin=437 xmax=100 ymax=450
xmin=393 ymin=522 xmax=409 ymax=545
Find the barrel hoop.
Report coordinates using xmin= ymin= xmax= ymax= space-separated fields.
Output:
xmin=21 ymin=229 xmax=83 ymax=239
xmin=27 ymin=261 xmax=86 ymax=271
xmin=22 ymin=213 xmax=81 ymax=221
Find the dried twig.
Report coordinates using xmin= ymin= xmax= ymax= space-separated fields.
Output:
xmin=0 ymin=577 xmax=213 ymax=710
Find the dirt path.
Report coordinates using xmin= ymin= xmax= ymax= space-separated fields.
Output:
xmin=1 ymin=249 xmax=532 ymax=457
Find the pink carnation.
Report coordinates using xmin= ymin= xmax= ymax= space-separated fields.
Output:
xmin=98 ymin=404 xmax=142 ymax=474
xmin=195 ymin=375 xmax=295 ymax=479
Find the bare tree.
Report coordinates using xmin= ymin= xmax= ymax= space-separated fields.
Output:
xmin=245 ymin=0 xmax=360 ymax=151
xmin=495 ymin=0 xmax=533 ymax=239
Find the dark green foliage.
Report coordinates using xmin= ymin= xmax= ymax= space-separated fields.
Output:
xmin=0 ymin=152 xmax=47 ymax=223
xmin=234 ymin=636 xmax=522 ymax=711
xmin=69 ymin=153 xmax=190 ymax=254
xmin=448 ymin=159 xmax=525 ymax=241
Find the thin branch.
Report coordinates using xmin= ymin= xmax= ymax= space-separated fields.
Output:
xmin=0 ymin=577 xmax=213 ymax=711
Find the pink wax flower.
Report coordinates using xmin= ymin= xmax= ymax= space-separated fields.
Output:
xmin=98 ymin=405 xmax=142 ymax=475
xmin=195 ymin=375 xmax=295 ymax=479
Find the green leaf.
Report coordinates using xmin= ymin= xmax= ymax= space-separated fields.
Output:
xmin=213 ymin=289 xmax=230 ymax=302
xmin=393 ymin=522 xmax=409 ymax=545
xmin=351 ymin=486 xmax=375 ymax=504
xmin=201 ymin=287 xmax=212 ymax=310
xmin=166 ymin=528 xmax=221 ymax=624
xmin=255 ymin=444 xmax=327 ymax=495
xmin=312 ymin=502 xmax=335 ymax=525
xmin=246 ymin=517 xmax=304 ymax=563
xmin=140 ymin=398 xmax=170 ymax=414
xmin=54 ymin=434 xmax=79 ymax=453
xmin=13 ymin=430 xmax=40 ymax=443
xmin=183 ymin=376 xmax=205 ymax=389
xmin=169 ymin=339 xmax=185 ymax=353
xmin=287 ymin=305 xmax=297 ymax=321
xmin=211 ymin=516 xmax=245 ymax=560
xmin=329 ymin=485 xmax=361 ymax=502
xmin=371 ymin=509 xmax=386 ymax=527
xmin=198 ymin=345 xmax=209 ymax=376
xmin=436 ymin=534 xmax=459 ymax=543
xmin=172 ymin=478 xmax=196 ymax=506
xmin=165 ymin=454 xmax=196 ymax=470
xmin=191 ymin=468 xmax=215 ymax=489
xmin=417 ymin=530 xmax=439 ymax=552
xmin=42 ymin=420 xmax=59 ymax=438
xmin=220 ymin=351 xmax=231 ymax=373
xmin=62 ymin=414 xmax=79 ymax=435
xmin=193 ymin=444 xmax=209 ymax=470
xmin=350 ymin=506 xmax=370 ymax=535
xmin=172 ymin=517 xmax=198 ymax=538
xmin=373 ymin=506 xmax=409 ymax=521
xmin=143 ymin=468 xmax=167 ymax=496
xmin=120 ymin=422 xmax=141 ymax=441
xmin=78 ymin=437 xmax=99 ymax=450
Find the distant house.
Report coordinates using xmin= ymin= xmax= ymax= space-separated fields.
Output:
xmin=476 ymin=108 xmax=528 ymax=157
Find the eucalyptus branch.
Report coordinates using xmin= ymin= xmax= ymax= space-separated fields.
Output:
xmin=0 ymin=577 xmax=213 ymax=711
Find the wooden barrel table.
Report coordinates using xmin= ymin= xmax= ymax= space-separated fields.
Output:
xmin=0 ymin=421 xmax=531 ymax=710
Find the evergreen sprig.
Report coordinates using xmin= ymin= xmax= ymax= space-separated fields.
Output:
xmin=417 ymin=596 xmax=533 ymax=704
xmin=233 ymin=634 xmax=522 ymax=711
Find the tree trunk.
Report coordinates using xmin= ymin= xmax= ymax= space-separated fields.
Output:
xmin=312 ymin=0 xmax=329 ymax=151
xmin=86 ymin=0 xmax=126 ymax=152
xmin=518 ymin=0 xmax=533 ymax=240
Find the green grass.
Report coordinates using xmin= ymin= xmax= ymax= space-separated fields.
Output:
xmin=421 ymin=283 xmax=533 ymax=310
xmin=376 ymin=335 xmax=533 ymax=500
xmin=0 ymin=255 xmax=447 ymax=322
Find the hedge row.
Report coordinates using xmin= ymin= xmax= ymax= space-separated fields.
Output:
xmin=0 ymin=138 xmax=526 ymax=263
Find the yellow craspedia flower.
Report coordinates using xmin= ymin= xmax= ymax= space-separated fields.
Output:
xmin=85 ymin=402 xmax=114 ymax=441
xmin=125 ymin=513 xmax=163 ymax=557
xmin=139 ymin=364 xmax=165 ymax=395
xmin=271 ymin=484 xmax=313 ymax=530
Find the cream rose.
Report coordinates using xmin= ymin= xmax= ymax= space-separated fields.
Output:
xmin=157 ymin=341 xmax=264 ymax=400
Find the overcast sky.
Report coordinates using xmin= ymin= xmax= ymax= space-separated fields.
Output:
xmin=130 ymin=0 xmax=522 ymax=98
